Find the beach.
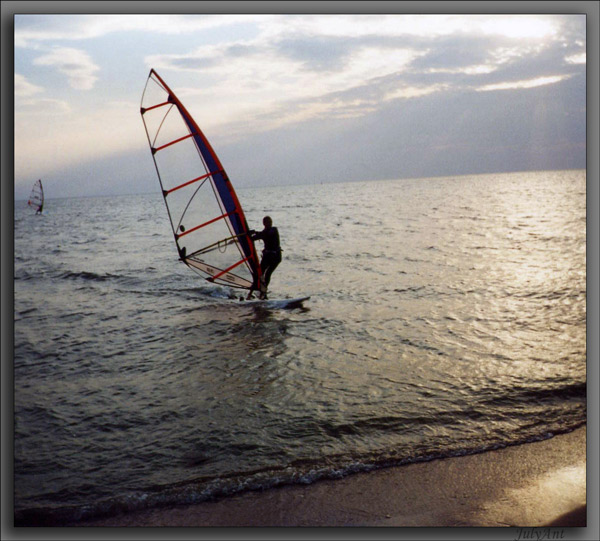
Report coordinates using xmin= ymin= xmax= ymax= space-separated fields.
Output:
xmin=71 ymin=425 xmax=587 ymax=528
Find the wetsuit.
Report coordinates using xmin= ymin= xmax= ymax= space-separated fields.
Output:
xmin=252 ymin=226 xmax=282 ymax=289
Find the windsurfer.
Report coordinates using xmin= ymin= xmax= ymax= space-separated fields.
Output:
xmin=28 ymin=179 xmax=44 ymax=215
xmin=247 ymin=216 xmax=282 ymax=300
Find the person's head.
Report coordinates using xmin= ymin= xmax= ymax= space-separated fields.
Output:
xmin=263 ymin=216 xmax=273 ymax=228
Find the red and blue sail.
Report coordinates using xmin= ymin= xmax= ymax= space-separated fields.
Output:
xmin=140 ymin=69 xmax=261 ymax=290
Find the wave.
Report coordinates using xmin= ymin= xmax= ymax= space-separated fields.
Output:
xmin=14 ymin=269 xmax=39 ymax=281
xmin=58 ymin=271 xmax=121 ymax=282
xmin=14 ymin=423 xmax=585 ymax=527
xmin=485 ymin=381 xmax=586 ymax=405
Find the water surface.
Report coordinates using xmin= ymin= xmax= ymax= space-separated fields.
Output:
xmin=14 ymin=170 xmax=586 ymax=524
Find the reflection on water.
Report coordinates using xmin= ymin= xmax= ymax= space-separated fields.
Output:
xmin=14 ymin=170 xmax=586 ymax=522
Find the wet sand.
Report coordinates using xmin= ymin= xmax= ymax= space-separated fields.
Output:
xmin=73 ymin=426 xmax=586 ymax=528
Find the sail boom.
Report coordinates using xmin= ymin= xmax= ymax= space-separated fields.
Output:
xmin=140 ymin=100 xmax=171 ymax=114
xmin=165 ymin=170 xmax=221 ymax=196
xmin=176 ymin=211 xmax=234 ymax=239
xmin=206 ymin=256 xmax=251 ymax=282
xmin=152 ymin=132 xmax=196 ymax=154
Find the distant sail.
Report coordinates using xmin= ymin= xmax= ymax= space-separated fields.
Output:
xmin=140 ymin=69 xmax=262 ymax=290
xmin=27 ymin=179 xmax=44 ymax=214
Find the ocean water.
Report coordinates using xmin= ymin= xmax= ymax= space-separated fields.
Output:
xmin=13 ymin=170 xmax=586 ymax=525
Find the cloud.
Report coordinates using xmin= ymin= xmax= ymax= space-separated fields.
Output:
xmin=477 ymin=15 xmax=559 ymax=39
xmin=219 ymin=70 xmax=585 ymax=189
xmin=141 ymin=14 xmax=584 ymax=140
xmin=274 ymin=35 xmax=360 ymax=72
xmin=14 ymin=14 xmax=268 ymax=47
xmin=566 ymin=53 xmax=585 ymax=64
xmin=14 ymin=73 xmax=44 ymax=97
xmin=33 ymin=47 xmax=99 ymax=90
xmin=146 ymin=35 xmax=422 ymax=133
xmin=13 ymin=14 xmax=587 ymax=198
xmin=15 ymin=13 xmax=560 ymax=49
xmin=255 ymin=14 xmax=562 ymax=41
xmin=15 ymin=73 xmax=70 ymax=114
xmin=410 ymin=35 xmax=497 ymax=71
xmin=477 ymin=75 xmax=570 ymax=92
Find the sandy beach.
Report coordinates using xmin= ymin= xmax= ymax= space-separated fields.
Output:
xmin=69 ymin=425 xmax=587 ymax=528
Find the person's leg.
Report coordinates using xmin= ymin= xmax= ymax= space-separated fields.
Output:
xmin=263 ymin=255 xmax=281 ymax=285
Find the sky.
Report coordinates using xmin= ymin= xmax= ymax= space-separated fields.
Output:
xmin=13 ymin=10 xmax=587 ymax=200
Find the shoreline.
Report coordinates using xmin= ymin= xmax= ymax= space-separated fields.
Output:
xmin=69 ymin=425 xmax=587 ymax=528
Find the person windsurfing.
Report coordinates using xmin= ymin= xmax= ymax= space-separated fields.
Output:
xmin=247 ymin=216 xmax=282 ymax=300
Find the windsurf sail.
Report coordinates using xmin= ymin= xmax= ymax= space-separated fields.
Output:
xmin=140 ymin=69 xmax=262 ymax=290
xmin=27 ymin=179 xmax=44 ymax=213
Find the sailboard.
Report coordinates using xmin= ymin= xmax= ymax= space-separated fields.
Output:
xmin=140 ymin=69 xmax=262 ymax=293
xmin=27 ymin=179 xmax=44 ymax=214
xmin=241 ymin=296 xmax=311 ymax=309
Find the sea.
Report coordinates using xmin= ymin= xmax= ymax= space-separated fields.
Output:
xmin=13 ymin=169 xmax=587 ymax=526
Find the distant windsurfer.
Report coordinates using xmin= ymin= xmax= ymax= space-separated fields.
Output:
xmin=36 ymin=203 xmax=43 ymax=215
xmin=247 ymin=216 xmax=282 ymax=300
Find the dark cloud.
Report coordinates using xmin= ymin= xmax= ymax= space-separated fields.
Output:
xmin=220 ymin=71 xmax=585 ymax=187
xmin=224 ymin=43 xmax=256 ymax=57
xmin=165 ymin=44 xmax=261 ymax=72
xmin=170 ymin=56 xmax=219 ymax=70
xmin=33 ymin=69 xmax=585 ymax=200
xmin=409 ymin=34 xmax=501 ymax=70
xmin=274 ymin=35 xmax=359 ymax=71
xmin=272 ymin=33 xmax=438 ymax=73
